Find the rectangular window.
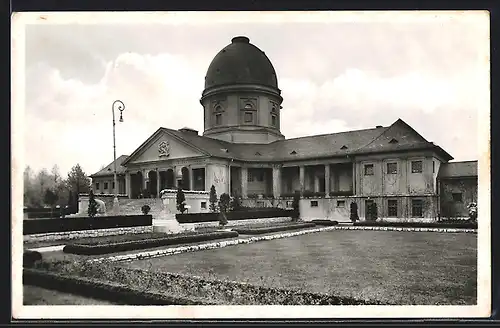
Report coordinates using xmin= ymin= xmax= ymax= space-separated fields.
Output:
xmin=244 ymin=112 xmax=253 ymax=123
xmin=201 ymin=202 xmax=207 ymax=209
xmin=112 ymin=182 xmax=115 ymax=189
xmin=215 ymin=114 xmax=222 ymax=126
xmin=286 ymin=201 xmax=293 ymax=208
xmin=452 ymin=193 xmax=463 ymax=202
xmin=271 ymin=115 xmax=277 ymax=126
xmin=103 ymin=182 xmax=108 ymax=190
xmin=386 ymin=162 xmax=397 ymax=174
xmin=411 ymin=199 xmax=423 ymax=217
xmin=247 ymin=171 xmax=254 ymax=182
xmin=96 ymin=182 xmax=100 ymax=190
xmin=432 ymin=161 xmax=435 ymax=173
xmin=310 ymin=200 xmax=318 ymax=207
xmin=257 ymin=171 xmax=264 ymax=182
xmin=364 ymin=164 xmax=374 ymax=175
xmin=411 ymin=160 xmax=423 ymax=173
xmin=337 ymin=200 xmax=345 ymax=207
xmin=388 ymin=199 xmax=398 ymax=217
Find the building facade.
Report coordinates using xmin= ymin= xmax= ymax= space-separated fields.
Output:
xmin=90 ymin=36 xmax=478 ymax=221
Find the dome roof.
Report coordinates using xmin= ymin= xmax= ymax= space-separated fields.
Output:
xmin=204 ymin=36 xmax=279 ymax=91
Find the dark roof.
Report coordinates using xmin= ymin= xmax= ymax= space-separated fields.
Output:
xmin=204 ymin=36 xmax=279 ymax=92
xmin=121 ymin=118 xmax=454 ymax=166
xmin=91 ymin=155 xmax=129 ymax=177
xmin=438 ymin=161 xmax=478 ymax=178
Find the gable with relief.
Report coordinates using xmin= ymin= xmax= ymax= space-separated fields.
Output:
xmin=127 ymin=132 xmax=205 ymax=164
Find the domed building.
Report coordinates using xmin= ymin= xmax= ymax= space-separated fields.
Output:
xmin=90 ymin=36 xmax=478 ymax=221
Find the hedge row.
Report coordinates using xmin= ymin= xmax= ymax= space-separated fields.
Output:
xmin=310 ymin=219 xmax=339 ymax=226
xmin=23 ymin=251 xmax=42 ymax=268
xmin=353 ymin=221 xmax=478 ymax=229
xmin=23 ymin=215 xmax=153 ymax=235
xmin=176 ymin=208 xmax=295 ymax=223
xmin=23 ymin=268 xmax=209 ymax=305
xmin=233 ymin=222 xmax=316 ymax=235
xmin=63 ymin=230 xmax=239 ymax=255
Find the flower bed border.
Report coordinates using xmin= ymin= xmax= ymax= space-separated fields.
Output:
xmin=353 ymin=221 xmax=478 ymax=229
xmin=233 ymin=222 xmax=316 ymax=235
xmin=310 ymin=220 xmax=339 ymax=226
xmin=63 ymin=230 xmax=239 ymax=255
xmin=23 ymin=268 xmax=209 ymax=305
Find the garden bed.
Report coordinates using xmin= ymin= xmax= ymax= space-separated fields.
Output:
xmin=233 ymin=222 xmax=316 ymax=235
xmin=63 ymin=230 xmax=239 ymax=255
xmin=23 ymin=268 xmax=209 ymax=305
xmin=354 ymin=221 xmax=477 ymax=229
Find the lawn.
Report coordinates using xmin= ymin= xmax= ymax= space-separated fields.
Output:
xmin=23 ymin=285 xmax=118 ymax=305
xmin=122 ymin=230 xmax=477 ymax=305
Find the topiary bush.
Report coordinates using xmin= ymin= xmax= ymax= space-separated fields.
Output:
xmin=176 ymin=187 xmax=186 ymax=214
xmin=291 ymin=191 xmax=300 ymax=222
xmin=141 ymin=204 xmax=151 ymax=215
xmin=88 ymin=190 xmax=98 ymax=217
xmin=209 ymin=185 xmax=218 ymax=213
xmin=218 ymin=193 xmax=230 ymax=227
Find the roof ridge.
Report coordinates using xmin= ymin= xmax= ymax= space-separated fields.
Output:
xmin=272 ymin=126 xmax=387 ymax=143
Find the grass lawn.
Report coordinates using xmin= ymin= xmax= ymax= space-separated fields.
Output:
xmin=23 ymin=285 xmax=118 ymax=305
xmin=122 ymin=230 xmax=477 ymax=305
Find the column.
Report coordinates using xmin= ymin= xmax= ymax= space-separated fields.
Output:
xmin=241 ymin=167 xmax=248 ymax=198
xmin=272 ymin=165 xmax=281 ymax=198
xmin=204 ymin=165 xmax=208 ymax=191
xmin=189 ymin=167 xmax=194 ymax=191
xmin=325 ymin=164 xmax=330 ymax=195
xmin=299 ymin=165 xmax=305 ymax=194
xmin=142 ymin=169 xmax=147 ymax=190
xmin=156 ymin=168 xmax=160 ymax=198
xmin=125 ymin=172 xmax=132 ymax=199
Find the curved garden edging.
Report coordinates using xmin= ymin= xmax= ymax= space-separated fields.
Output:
xmin=23 ymin=268 xmax=210 ymax=305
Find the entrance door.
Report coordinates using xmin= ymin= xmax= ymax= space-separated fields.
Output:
xmin=365 ymin=200 xmax=374 ymax=220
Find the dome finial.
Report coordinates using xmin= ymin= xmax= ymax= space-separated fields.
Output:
xmin=232 ymin=36 xmax=250 ymax=43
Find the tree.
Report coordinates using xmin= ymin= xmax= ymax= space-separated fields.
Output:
xmin=291 ymin=190 xmax=300 ymax=222
xmin=209 ymin=185 xmax=218 ymax=212
xmin=218 ymin=193 xmax=230 ymax=227
xmin=43 ymin=188 xmax=58 ymax=208
xmin=88 ymin=190 xmax=98 ymax=217
xmin=230 ymin=192 xmax=242 ymax=212
xmin=176 ymin=187 xmax=186 ymax=214
xmin=67 ymin=164 xmax=91 ymax=196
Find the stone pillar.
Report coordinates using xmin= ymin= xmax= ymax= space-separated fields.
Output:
xmin=156 ymin=168 xmax=161 ymax=198
xmin=299 ymin=166 xmax=305 ymax=194
xmin=125 ymin=172 xmax=131 ymax=199
xmin=189 ymin=167 xmax=194 ymax=191
xmin=142 ymin=169 xmax=148 ymax=190
xmin=325 ymin=164 xmax=330 ymax=195
xmin=241 ymin=167 xmax=248 ymax=198
xmin=204 ymin=165 xmax=208 ymax=191
xmin=352 ymin=163 xmax=356 ymax=194
xmin=272 ymin=165 xmax=281 ymax=198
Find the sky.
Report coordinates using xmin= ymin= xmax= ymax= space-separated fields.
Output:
xmin=16 ymin=11 xmax=489 ymax=177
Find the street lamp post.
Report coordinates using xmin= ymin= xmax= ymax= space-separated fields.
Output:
xmin=112 ymin=100 xmax=125 ymax=209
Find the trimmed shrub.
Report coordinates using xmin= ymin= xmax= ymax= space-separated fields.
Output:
xmin=23 ymin=215 xmax=153 ymax=235
xmin=209 ymin=185 xmax=218 ymax=212
xmin=176 ymin=187 xmax=186 ymax=214
xmin=291 ymin=191 xmax=300 ymax=221
xmin=233 ymin=222 xmax=316 ymax=235
xmin=230 ymin=193 xmax=242 ymax=212
xmin=88 ymin=190 xmax=98 ymax=217
xmin=23 ymin=251 xmax=42 ymax=268
xmin=176 ymin=208 xmax=295 ymax=223
xmin=353 ymin=221 xmax=478 ymax=229
xmin=141 ymin=204 xmax=151 ymax=215
xmin=23 ymin=268 xmax=209 ymax=305
xmin=63 ymin=230 xmax=239 ymax=255
xmin=311 ymin=219 xmax=339 ymax=226
xmin=218 ymin=193 xmax=230 ymax=226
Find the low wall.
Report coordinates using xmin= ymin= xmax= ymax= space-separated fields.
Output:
xmin=24 ymin=226 xmax=153 ymax=243
xmin=78 ymin=194 xmax=129 ymax=215
xmin=160 ymin=189 xmax=210 ymax=214
xmin=299 ymin=196 xmax=439 ymax=222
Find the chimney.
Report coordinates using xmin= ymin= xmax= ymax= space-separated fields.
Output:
xmin=178 ymin=127 xmax=198 ymax=136
xmin=376 ymin=125 xmax=383 ymax=128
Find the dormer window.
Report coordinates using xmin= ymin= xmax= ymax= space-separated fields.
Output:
xmin=340 ymin=145 xmax=348 ymax=150
xmin=244 ymin=104 xmax=253 ymax=110
xmin=255 ymin=152 xmax=261 ymax=156
xmin=389 ymin=138 xmax=399 ymax=144
xmin=290 ymin=150 xmax=297 ymax=155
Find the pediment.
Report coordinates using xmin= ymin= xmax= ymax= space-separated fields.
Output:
xmin=125 ymin=129 xmax=207 ymax=165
